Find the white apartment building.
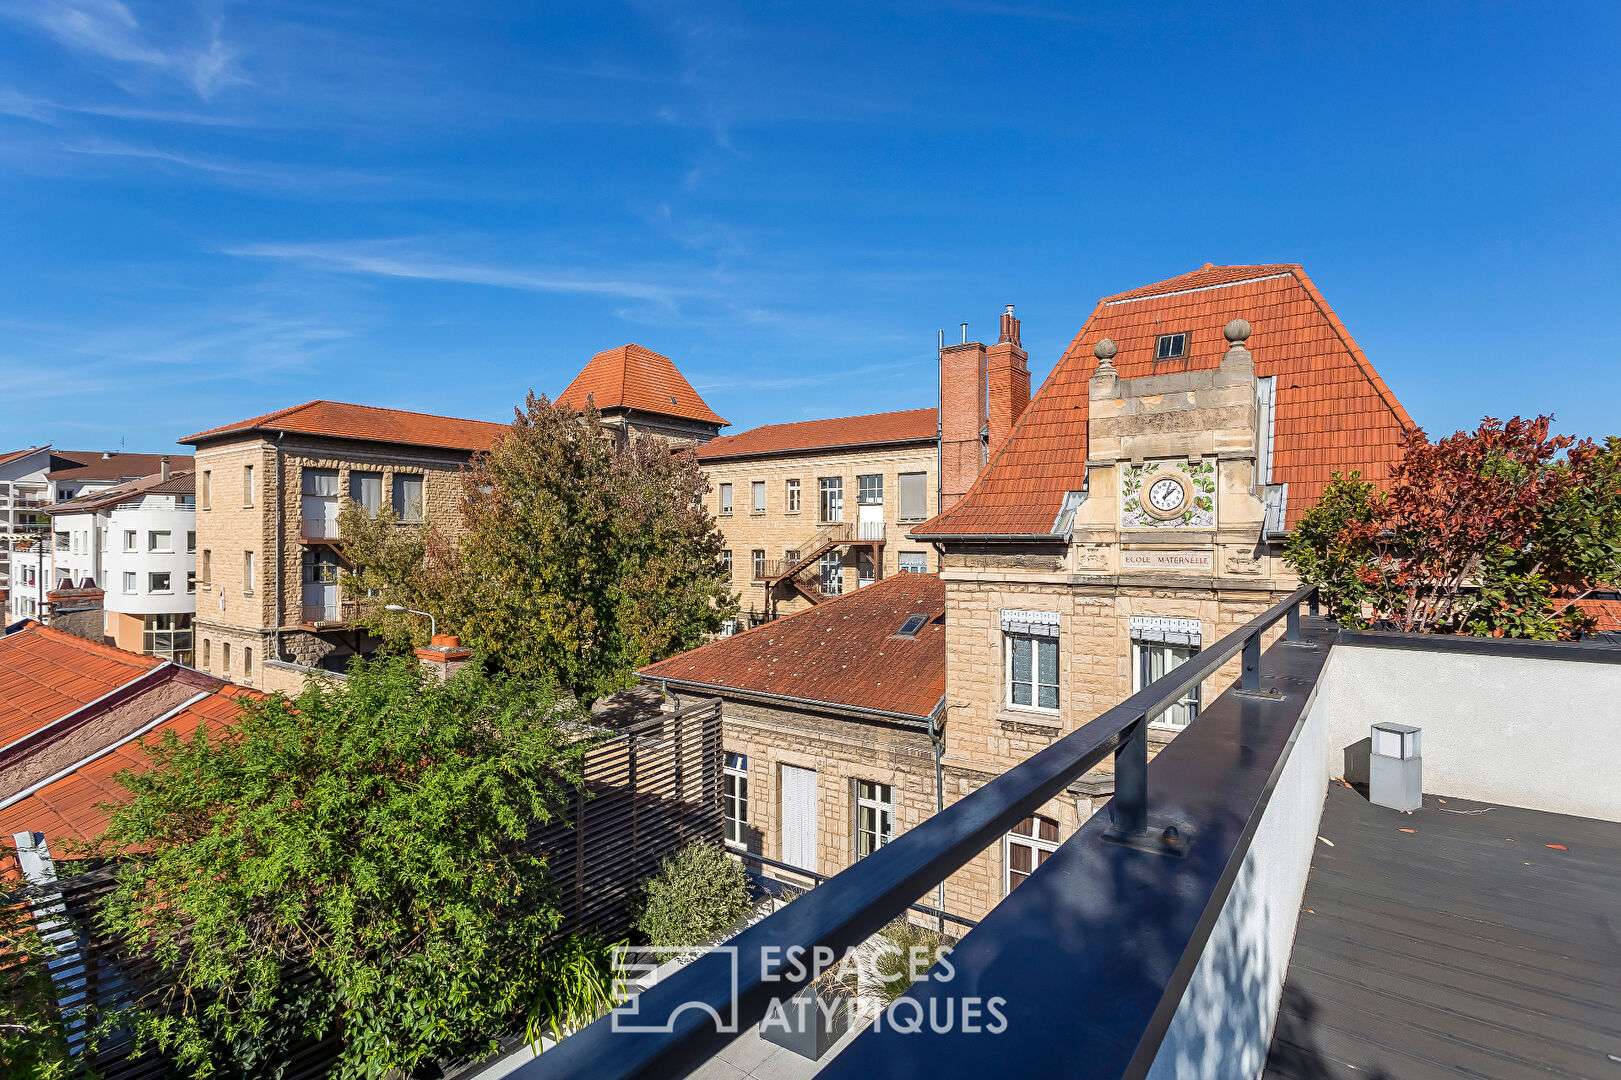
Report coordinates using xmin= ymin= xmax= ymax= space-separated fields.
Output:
xmin=1 ymin=446 xmax=190 ymax=619
xmin=35 ymin=465 xmax=197 ymax=662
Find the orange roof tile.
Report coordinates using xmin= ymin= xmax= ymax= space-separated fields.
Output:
xmin=0 ymin=446 xmax=48 ymax=471
xmin=556 ymin=344 xmax=728 ymax=427
xmin=696 ymin=408 xmax=936 ymax=461
xmin=0 ymin=624 xmax=164 ymax=750
xmin=0 ymin=686 xmax=255 ymax=848
xmin=639 ymin=573 xmax=945 ymax=719
xmin=180 ymin=401 xmax=508 ymax=452
xmin=915 ymin=265 xmax=1415 ymax=537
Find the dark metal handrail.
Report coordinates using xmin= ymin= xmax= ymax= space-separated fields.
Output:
xmin=732 ymin=849 xmax=979 ymax=930
xmin=519 ymin=584 xmax=1317 ymax=1080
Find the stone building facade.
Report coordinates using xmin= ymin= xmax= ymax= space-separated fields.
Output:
xmin=696 ymin=414 xmax=940 ymax=624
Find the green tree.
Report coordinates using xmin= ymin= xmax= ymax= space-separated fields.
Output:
xmin=424 ymin=394 xmax=736 ymax=702
xmin=334 ymin=501 xmax=445 ymax=653
xmin=1285 ymin=418 xmax=1621 ymax=638
xmin=90 ymin=654 xmax=586 ymax=1078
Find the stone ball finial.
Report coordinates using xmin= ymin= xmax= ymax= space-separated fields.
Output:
xmin=1094 ymin=338 xmax=1118 ymax=361
xmin=1224 ymin=318 xmax=1252 ymax=344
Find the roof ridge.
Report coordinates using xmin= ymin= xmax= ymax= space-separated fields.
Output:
xmin=23 ymin=623 xmax=163 ymax=669
xmin=736 ymin=407 xmax=934 ymax=432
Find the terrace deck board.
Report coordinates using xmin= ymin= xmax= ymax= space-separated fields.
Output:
xmin=1263 ymin=784 xmax=1621 ymax=1080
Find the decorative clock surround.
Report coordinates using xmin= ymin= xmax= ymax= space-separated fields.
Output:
xmin=1120 ymin=458 xmax=1217 ymax=528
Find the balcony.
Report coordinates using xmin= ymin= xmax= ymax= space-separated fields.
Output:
xmin=299 ymin=598 xmax=361 ymax=628
xmin=300 ymin=517 xmax=342 ymax=542
xmin=511 ymin=591 xmax=1621 ymax=1080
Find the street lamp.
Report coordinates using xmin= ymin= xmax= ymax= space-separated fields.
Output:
xmin=384 ymin=604 xmax=436 ymax=638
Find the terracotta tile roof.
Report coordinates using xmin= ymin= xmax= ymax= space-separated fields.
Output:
xmin=639 ymin=573 xmax=945 ymax=719
xmin=47 ymin=452 xmax=193 ymax=483
xmin=0 ymin=446 xmax=47 ymax=471
xmin=914 ymin=264 xmax=1415 ymax=537
xmin=0 ymin=685 xmax=255 ymax=847
xmin=45 ymin=469 xmax=194 ymax=515
xmin=0 ymin=624 xmax=164 ymax=750
xmin=697 ymin=408 xmax=936 ymax=461
xmin=180 ymin=401 xmax=508 ymax=452
xmin=556 ymin=344 xmax=728 ymax=427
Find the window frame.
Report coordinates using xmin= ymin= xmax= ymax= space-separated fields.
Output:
xmin=723 ymin=752 xmax=749 ymax=847
xmin=1155 ymin=332 xmax=1188 ymax=360
xmin=751 ymin=480 xmax=766 ymax=515
xmin=1134 ymin=638 xmax=1202 ymax=729
xmin=351 ymin=470 xmax=384 ymax=517
xmin=898 ymin=551 xmax=928 ymax=574
xmin=855 ymin=780 xmax=894 ymax=859
xmin=122 ymin=571 xmax=137 ymax=594
xmin=785 ymin=478 xmax=801 ymax=514
xmin=123 ymin=530 xmax=137 ymax=552
xmin=391 ymin=473 xmax=425 ymax=524
xmin=1005 ymin=630 xmax=1059 ymax=713
xmin=818 ymin=477 xmax=843 ymax=523
xmin=720 ymin=550 xmax=732 ymax=577
xmin=242 ymin=464 xmax=255 ymax=507
xmin=857 ymin=474 xmax=883 ymax=505
xmin=718 ymin=482 xmax=733 ymax=516
xmin=751 ymin=549 xmax=766 ymax=580
xmin=243 ymin=550 xmax=255 ymax=593
xmin=149 ymin=571 xmax=172 ymax=594
xmin=1004 ymin=814 xmax=1060 ymax=895
xmin=148 ymin=530 xmax=172 ymax=552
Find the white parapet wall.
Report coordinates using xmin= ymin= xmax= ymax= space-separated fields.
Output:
xmin=1320 ymin=637 xmax=1621 ymax=823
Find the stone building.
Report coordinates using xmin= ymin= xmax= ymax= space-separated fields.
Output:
xmin=639 ymin=572 xmax=948 ymax=883
xmin=911 ymin=263 xmax=1415 ymax=918
xmin=180 ymin=401 xmax=510 ymax=693
xmin=696 ymin=410 xmax=941 ymax=625
xmin=555 ymin=343 xmax=728 ymax=446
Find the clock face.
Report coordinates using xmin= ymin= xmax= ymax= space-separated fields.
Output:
xmin=1148 ymin=476 xmax=1186 ymax=513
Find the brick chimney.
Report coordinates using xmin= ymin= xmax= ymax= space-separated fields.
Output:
xmin=939 ymin=328 xmax=988 ymax=513
xmin=986 ymin=305 xmax=1030 ymax=459
xmin=415 ymin=634 xmax=473 ymax=682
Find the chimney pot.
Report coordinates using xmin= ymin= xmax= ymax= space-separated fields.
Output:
xmin=159 ymin=455 xmax=170 ymax=481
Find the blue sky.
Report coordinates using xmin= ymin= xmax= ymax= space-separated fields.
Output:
xmin=2 ymin=1 xmax=1618 ymax=454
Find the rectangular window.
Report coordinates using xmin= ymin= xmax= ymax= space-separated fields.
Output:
xmin=222 ymin=642 xmax=231 ymax=675
xmin=899 ymin=551 xmax=927 ymax=574
xmin=123 ymin=571 xmax=136 ymax=593
xmin=200 ymin=470 xmax=210 ymax=509
xmin=785 ymin=479 xmax=801 ymax=513
xmin=1007 ymin=632 xmax=1059 ymax=711
xmin=719 ymin=483 xmax=733 ymax=515
xmin=243 ymin=464 xmax=255 ymax=506
xmin=819 ymin=552 xmax=842 ymax=595
xmin=1005 ymin=815 xmax=1060 ymax=894
xmin=783 ymin=549 xmax=800 ymax=567
xmin=818 ymin=477 xmax=843 ymax=523
xmin=857 ymin=474 xmax=883 ymax=505
xmin=1156 ymin=332 xmax=1187 ymax=360
xmin=751 ymin=480 xmax=766 ymax=514
xmin=351 ymin=471 xmax=383 ymax=516
xmin=898 ymin=472 xmax=927 ymax=522
xmin=244 ymin=647 xmax=253 ymax=678
xmin=54 ymin=532 xmax=68 ymax=552
xmin=751 ymin=549 xmax=766 ymax=579
xmin=123 ymin=530 xmax=137 ymax=551
xmin=141 ymin=613 xmax=193 ymax=665
xmin=243 ymin=551 xmax=255 ymax=592
xmin=855 ymin=781 xmax=893 ymax=859
xmin=720 ymin=550 xmax=732 ymax=577
xmin=301 ymin=467 xmax=339 ymax=496
xmin=186 ymin=571 xmax=196 ymax=593
xmin=1136 ymin=640 xmax=1201 ymax=728
xmin=148 ymin=530 xmax=171 ymax=552
xmin=723 ymin=753 xmax=749 ymax=847
xmin=186 ymin=530 xmax=196 ymax=553
xmin=201 ymin=550 xmax=211 ymax=584
xmin=202 ymin=638 xmax=210 ymax=670
xmin=392 ymin=474 xmax=424 ymax=523
xmin=150 ymin=571 xmax=171 ymax=593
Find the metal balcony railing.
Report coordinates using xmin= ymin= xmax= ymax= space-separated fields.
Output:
xmin=300 ymin=599 xmax=360 ymax=626
xmin=301 ymin=518 xmax=341 ymax=541
xmin=520 ymin=584 xmax=1321 ymax=1080
xmin=858 ymin=519 xmax=885 ymax=541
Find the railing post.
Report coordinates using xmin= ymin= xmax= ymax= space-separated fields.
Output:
xmin=1240 ymin=632 xmax=1261 ymax=693
xmin=1286 ymin=600 xmax=1300 ymax=643
xmin=1308 ymin=588 xmax=1319 ymax=617
xmin=1110 ymin=715 xmax=1148 ymax=838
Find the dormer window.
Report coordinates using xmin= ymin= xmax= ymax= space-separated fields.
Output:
xmin=1155 ymin=332 xmax=1187 ymax=360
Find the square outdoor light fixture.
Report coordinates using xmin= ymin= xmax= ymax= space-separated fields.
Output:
xmin=1370 ymin=722 xmax=1422 ymax=812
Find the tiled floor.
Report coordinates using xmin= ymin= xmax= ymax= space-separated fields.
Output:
xmin=687 ymin=1018 xmax=866 ymax=1080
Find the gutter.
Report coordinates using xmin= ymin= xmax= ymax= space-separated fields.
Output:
xmin=641 ymin=676 xmax=942 ymax=728
xmin=0 ymin=690 xmax=210 ymax=813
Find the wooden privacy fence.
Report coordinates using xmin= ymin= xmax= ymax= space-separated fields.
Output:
xmin=0 ymin=696 xmax=724 ymax=1080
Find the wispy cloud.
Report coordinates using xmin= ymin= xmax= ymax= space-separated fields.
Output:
xmin=0 ymin=88 xmax=255 ymax=126
xmin=0 ymin=0 xmax=246 ymax=98
xmin=223 ymin=240 xmax=695 ymax=308
xmin=62 ymin=137 xmax=383 ymax=188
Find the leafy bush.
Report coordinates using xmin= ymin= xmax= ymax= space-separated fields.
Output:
xmin=90 ymin=653 xmax=587 ymax=1078
xmin=525 ymin=933 xmax=623 ymax=1047
xmin=632 ymin=843 xmax=752 ymax=951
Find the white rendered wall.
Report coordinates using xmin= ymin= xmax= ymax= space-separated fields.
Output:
xmin=1321 ymin=641 xmax=1621 ymax=822
xmin=104 ymin=497 xmax=196 ymax=618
